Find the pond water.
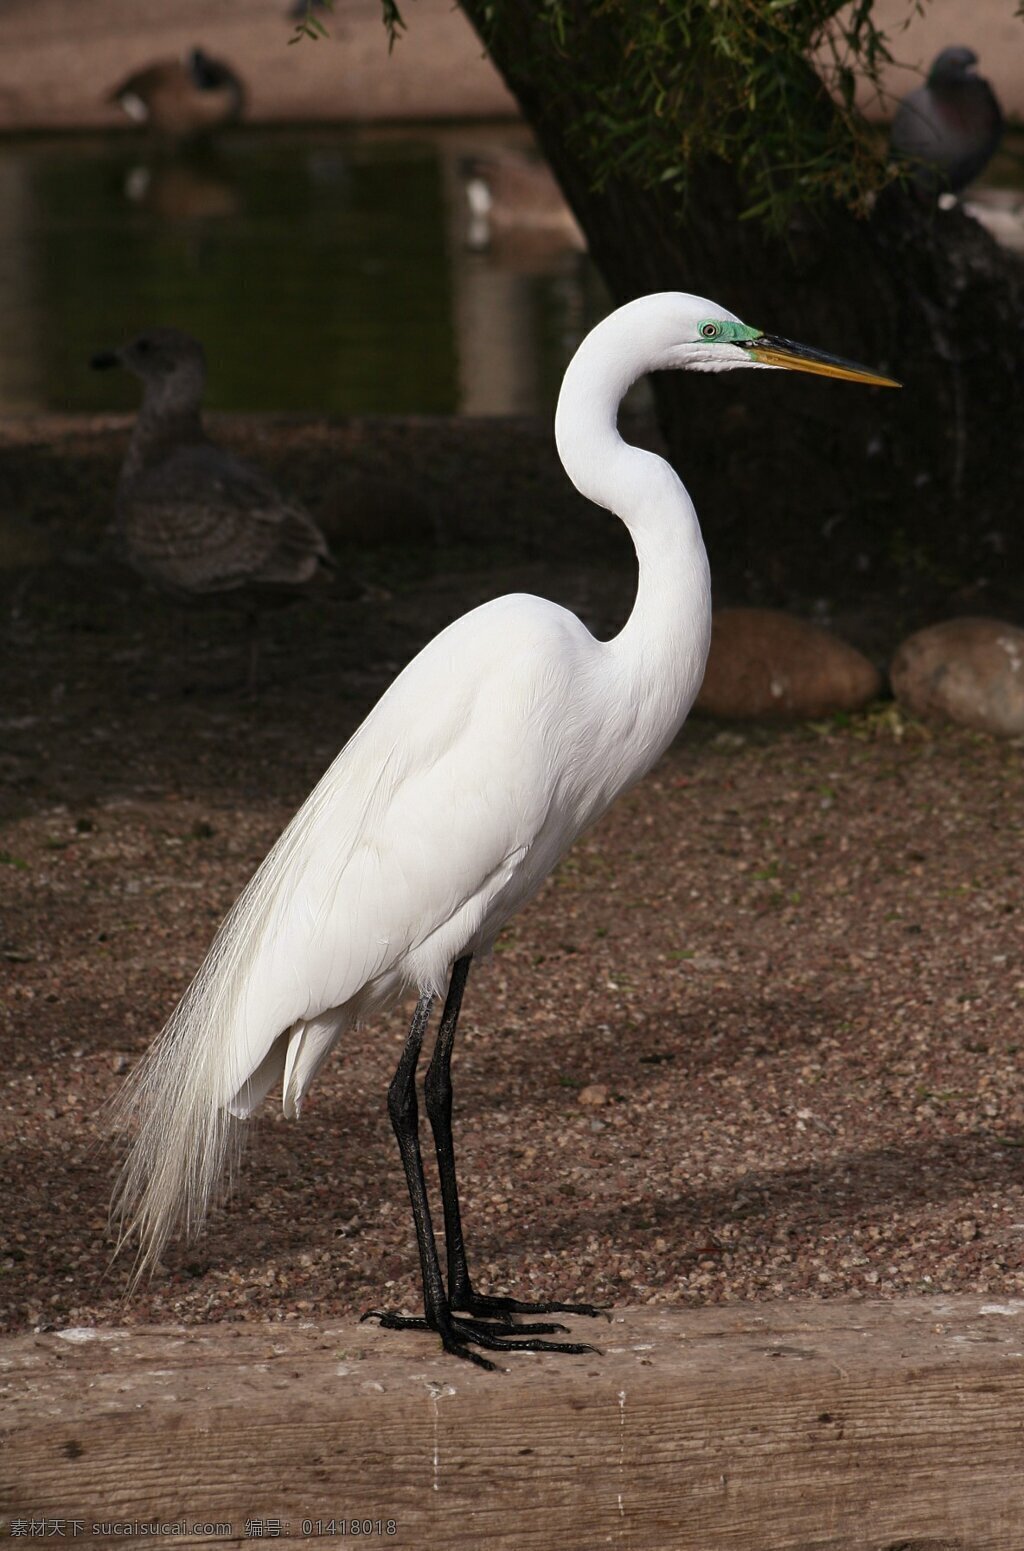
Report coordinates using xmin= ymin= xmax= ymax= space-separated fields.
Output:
xmin=0 ymin=124 xmax=1019 ymax=420
xmin=0 ymin=124 xmax=606 ymax=418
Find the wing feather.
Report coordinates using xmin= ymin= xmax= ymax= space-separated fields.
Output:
xmin=112 ymin=594 xmax=593 ymax=1273
xmin=119 ymin=444 xmax=330 ymax=594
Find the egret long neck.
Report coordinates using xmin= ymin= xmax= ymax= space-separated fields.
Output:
xmin=555 ymin=326 xmax=712 ymax=742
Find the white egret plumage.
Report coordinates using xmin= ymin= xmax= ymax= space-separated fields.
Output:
xmin=113 ymin=292 xmax=898 ymax=1368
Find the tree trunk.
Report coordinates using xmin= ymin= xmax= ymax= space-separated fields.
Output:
xmin=456 ymin=0 xmax=1024 ymax=630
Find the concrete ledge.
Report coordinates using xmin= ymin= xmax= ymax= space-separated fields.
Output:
xmin=3 ymin=1298 xmax=1024 ymax=1547
xmin=0 ymin=0 xmax=1020 ymax=133
xmin=0 ymin=0 xmax=516 ymax=130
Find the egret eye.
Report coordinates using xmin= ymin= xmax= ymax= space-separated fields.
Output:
xmin=700 ymin=322 xmax=721 ymax=340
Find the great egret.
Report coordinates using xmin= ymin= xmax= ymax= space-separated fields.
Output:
xmin=91 ymin=329 xmax=332 ymax=600
xmin=106 ymin=48 xmax=246 ymax=141
xmin=113 ymin=293 xmax=898 ymax=1368
xmin=891 ymin=46 xmax=1003 ymax=198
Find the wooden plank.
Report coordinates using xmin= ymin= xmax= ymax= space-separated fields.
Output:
xmin=2 ymin=1298 xmax=1024 ymax=1549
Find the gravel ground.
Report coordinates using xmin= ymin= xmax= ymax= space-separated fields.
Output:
xmin=1 ymin=415 xmax=1022 ymax=1336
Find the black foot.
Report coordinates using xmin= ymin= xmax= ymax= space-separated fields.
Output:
xmin=360 ymin=1307 xmax=598 ymax=1368
xmin=452 ymin=1288 xmax=610 ymax=1322
xmin=361 ymin=1306 xmax=567 ymax=1337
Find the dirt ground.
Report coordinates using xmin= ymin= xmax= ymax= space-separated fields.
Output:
xmin=1 ymin=414 xmax=1022 ymax=1337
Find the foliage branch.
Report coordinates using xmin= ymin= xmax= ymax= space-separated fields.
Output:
xmin=462 ymin=0 xmax=922 ymax=228
xmin=295 ymin=1 xmax=974 ymax=230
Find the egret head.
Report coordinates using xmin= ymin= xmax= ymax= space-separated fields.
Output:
xmin=91 ymin=328 xmax=208 ymax=410
xmin=637 ymin=294 xmax=900 ymax=389
xmin=556 ymin=292 xmax=897 ymax=485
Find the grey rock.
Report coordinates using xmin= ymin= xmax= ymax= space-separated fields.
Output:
xmin=890 ymin=617 xmax=1024 ymax=736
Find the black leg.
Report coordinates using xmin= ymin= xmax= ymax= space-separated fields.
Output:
xmin=423 ymin=957 xmax=473 ymax=1305
xmin=361 ymin=991 xmax=496 ymax=1370
xmin=382 ymin=992 xmax=448 ymax=1329
xmin=362 ymin=972 xmax=598 ymax=1368
xmin=423 ymin=956 xmax=607 ymax=1329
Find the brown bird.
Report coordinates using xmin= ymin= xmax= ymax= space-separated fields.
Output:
xmin=91 ymin=330 xmax=332 ymax=686
xmin=107 ymin=48 xmax=246 ymax=143
xmin=462 ymin=149 xmax=585 ymax=255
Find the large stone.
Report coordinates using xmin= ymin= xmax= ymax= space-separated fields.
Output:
xmin=890 ymin=617 xmax=1024 ymax=736
xmin=695 ymin=608 xmax=882 ymax=721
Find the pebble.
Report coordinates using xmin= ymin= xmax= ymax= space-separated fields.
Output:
xmin=696 ymin=608 xmax=881 ymax=720
xmin=890 ymin=617 xmax=1024 ymax=736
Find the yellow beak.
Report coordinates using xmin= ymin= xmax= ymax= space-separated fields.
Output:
xmin=749 ymin=335 xmax=901 ymax=389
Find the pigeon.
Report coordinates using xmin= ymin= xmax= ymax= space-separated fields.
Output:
xmin=891 ymin=46 xmax=1003 ymax=198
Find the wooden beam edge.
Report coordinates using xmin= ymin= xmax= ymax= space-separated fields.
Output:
xmin=3 ymin=1298 xmax=1024 ymax=1550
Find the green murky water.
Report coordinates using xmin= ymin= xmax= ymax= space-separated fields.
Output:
xmin=0 ymin=124 xmax=1019 ymax=419
xmin=0 ymin=126 xmax=602 ymax=417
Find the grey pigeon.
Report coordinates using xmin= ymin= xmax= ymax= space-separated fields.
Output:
xmin=891 ymin=46 xmax=1003 ymax=198
xmin=91 ymin=328 xmax=332 ymax=601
